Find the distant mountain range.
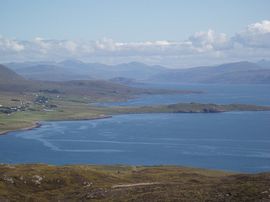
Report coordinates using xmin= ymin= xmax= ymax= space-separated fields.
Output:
xmin=0 ymin=64 xmax=145 ymax=98
xmin=152 ymin=60 xmax=270 ymax=84
xmin=4 ymin=59 xmax=270 ymax=84
xmin=5 ymin=60 xmax=164 ymax=81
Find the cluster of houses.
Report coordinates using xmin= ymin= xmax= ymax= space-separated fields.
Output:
xmin=34 ymin=95 xmax=57 ymax=110
xmin=0 ymin=95 xmax=58 ymax=115
xmin=0 ymin=104 xmax=28 ymax=114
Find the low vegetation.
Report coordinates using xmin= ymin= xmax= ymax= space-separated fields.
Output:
xmin=0 ymin=164 xmax=270 ymax=201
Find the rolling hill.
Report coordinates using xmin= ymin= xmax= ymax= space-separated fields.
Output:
xmin=0 ymin=64 xmax=31 ymax=92
xmin=0 ymin=64 xmax=25 ymax=82
xmin=6 ymin=60 xmax=165 ymax=81
xmin=0 ymin=64 xmax=146 ymax=98
xmin=152 ymin=61 xmax=270 ymax=84
xmin=13 ymin=64 xmax=93 ymax=81
xmin=5 ymin=60 xmax=270 ymax=84
xmin=0 ymin=64 xmax=181 ymax=102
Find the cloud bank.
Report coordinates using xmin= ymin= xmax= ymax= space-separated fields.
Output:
xmin=1 ymin=20 xmax=270 ymax=68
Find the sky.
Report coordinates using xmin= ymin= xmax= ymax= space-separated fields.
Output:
xmin=1 ymin=0 xmax=270 ymax=68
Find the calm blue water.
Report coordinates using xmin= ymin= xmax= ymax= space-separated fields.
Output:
xmin=96 ymin=83 xmax=270 ymax=106
xmin=1 ymin=84 xmax=270 ymax=173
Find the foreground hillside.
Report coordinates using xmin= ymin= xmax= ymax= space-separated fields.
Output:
xmin=0 ymin=164 xmax=269 ymax=201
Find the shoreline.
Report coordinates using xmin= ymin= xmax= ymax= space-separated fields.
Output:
xmin=0 ymin=115 xmax=112 ymax=136
xmin=1 ymin=103 xmax=270 ymax=136
xmin=0 ymin=121 xmax=42 ymax=136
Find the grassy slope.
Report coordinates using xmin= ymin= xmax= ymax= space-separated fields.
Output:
xmin=0 ymin=164 xmax=270 ymax=201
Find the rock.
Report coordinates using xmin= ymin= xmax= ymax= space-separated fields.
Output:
xmin=5 ymin=164 xmax=16 ymax=169
xmin=83 ymin=181 xmax=93 ymax=187
xmin=2 ymin=175 xmax=14 ymax=184
xmin=85 ymin=188 xmax=106 ymax=199
xmin=32 ymin=175 xmax=43 ymax=185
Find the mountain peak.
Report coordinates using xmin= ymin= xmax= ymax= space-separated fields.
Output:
xmin=0 ymin=64 xmax=25 ymax=82
xmin=257 ymin=59 xmax=270 ymax=68
xmin=58 ymin=59 xmax=84 ymax=66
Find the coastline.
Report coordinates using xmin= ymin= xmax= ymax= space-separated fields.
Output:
xmin=0 ymin=121 xmax=42 ymax=136
xmin=0 ymin=115 xmax=112 ymax=136
xmin=1 ymin=102 xmax=270 ymax=136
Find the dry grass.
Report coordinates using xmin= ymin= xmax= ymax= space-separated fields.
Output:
xmin=0 ymin=164 xmax=269 ymax=201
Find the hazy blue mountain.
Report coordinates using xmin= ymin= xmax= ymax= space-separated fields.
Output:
xmin=6 ymin=61 xmax=56 ymax=71
xmin=14 ymin=64 xmax=93 ymax=81
xmin=6 ymin=60 xmax=94 ymax=81
xmin=109 ymin=77 xmax=137 ymax=85
xmin=5 ymin=60 xmax=270 ymax=84
xmin=5 ymin=60 xmax=166 ymax=81
xmin=152 ymin=61 xmax=270 ymax=84
xmin=257 ymin=59 xmax=270 ymax=69
xmin=0 ymin=64 xmax=147 ymax=98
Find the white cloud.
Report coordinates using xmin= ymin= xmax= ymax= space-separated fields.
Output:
xmin=247 ymin=20 xmax=270 ymax=34
xmin=0 ymin=36 xmax=24 ymax=52
xmin=188 ymin=29 xmax=230 ymax=52
xmin=233 ymin=20 xmax=270 ymax=48
xmin=0 ymin=20 xmax=270 ymax=67
xmin=95 ymin=38 xmax=118 ymax=51
xmin=60 ymin=40 xmax=78 ymax=53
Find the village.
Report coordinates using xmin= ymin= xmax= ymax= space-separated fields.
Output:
xmin=0 ymin=94 xmax=57 ymax=115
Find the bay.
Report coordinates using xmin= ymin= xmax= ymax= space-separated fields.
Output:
xmin=1 ymin=84 xmax=270 ymax=173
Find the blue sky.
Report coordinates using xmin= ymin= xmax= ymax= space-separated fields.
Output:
xmin=1 ymin=0 xmax=270 ymax=41
xmin=1 ymin=0 xmax=270 ymax=67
